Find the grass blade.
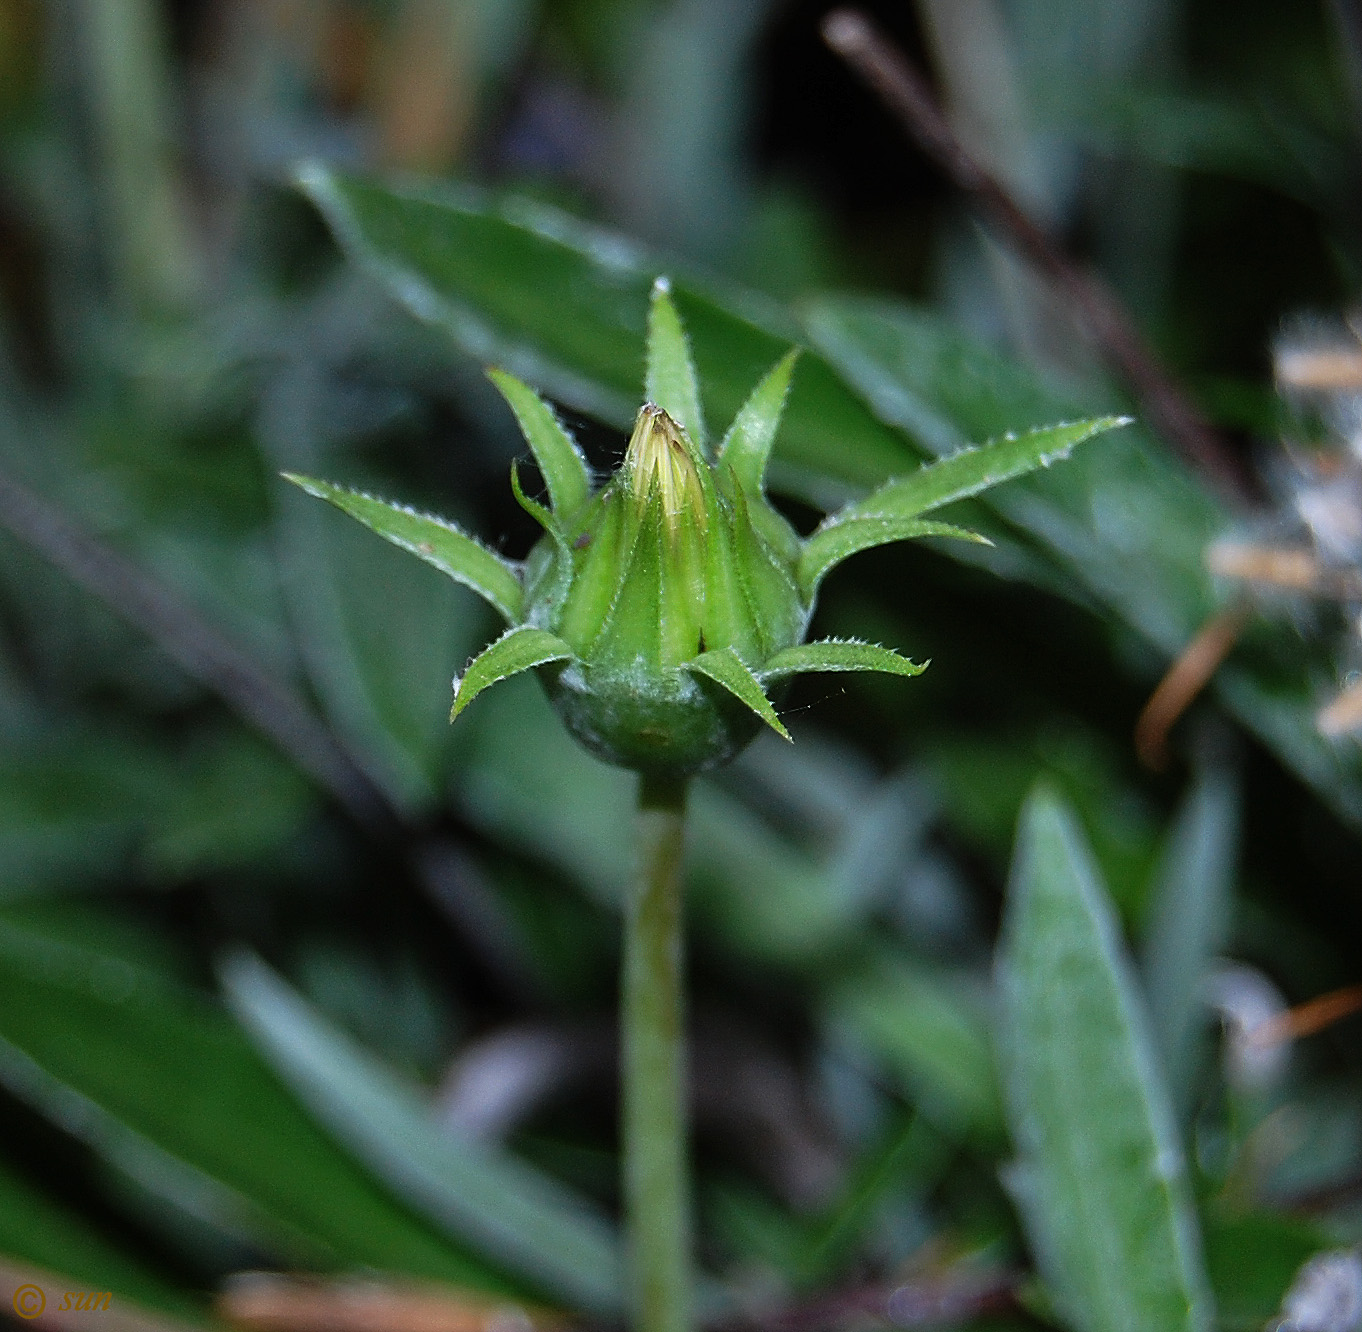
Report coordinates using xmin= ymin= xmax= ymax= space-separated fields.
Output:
xmin=0 ymin=921 xmax=504 ymax=1284
xmin=1140 ymin=766 xmax=1239 ymax=1111
xmin=221 ymin=952 xmax=625 ymax=1316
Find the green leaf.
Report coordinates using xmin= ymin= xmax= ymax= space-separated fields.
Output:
xmin=1140 ymin=767 xmax=1238 ymax=1112
xmin=803 ymin=297 xmax=1362 ymax=832
xmin=837 ymin=418 xmax=1130 ymax=524
xmin=830 ymin=955 xmax=1003 ymax=1140
xmin=685 ymin=647 xmax=790 ymax=741
xmin=508 ymin=465 xmax=575 ymax=617
xmin=293 ymin=166 xmax=1362 ymax=834
xmin=276 ymin=471 xmax=484 ymax=811
xmin=221 ymin=952 xmax=625 ymax=1316
xmin=452 ymin=626 xmax=574 ymax=721
xmin=760 ymin=638 xmax=928 ymax=682
xmin=796 ymin=1112 xmax=948 ymax=1285
xmin=645 ymin=278 xmax=707 ymax=450
xmin=0 ymin=919 xmax=511 ymax=1286
xmin=0 ymin=1158 xmax=207 ymax=1320
xmin=798 ymin=518 xmax=990 ymax=598
xmin=487 ymin=369 xmax=592 ymax=519
xmin=998 ymin=787 xmax=1213 ymax=1332
xmin=283 ymin=474 xmax=524 ymax=625
xmin=1202 ymin=1211 xmax=1332 ymax=1332
xmin=295 ymin=167 xmax=915 ymax=494
xmin=717 ymin=348 xmax=799 ymax=493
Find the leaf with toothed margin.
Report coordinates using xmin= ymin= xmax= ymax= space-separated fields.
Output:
xmin=488 ymin=370 xmax=592 ymax=519
xmin=799 ymin=518 xmax=990 ymax=599
xmin=838 ymin=418 xmax=1131 ymax=525
xmin=718 ymin=348 xmax=800 ymax=495
xmin=284 ymin=474 xmax=524 ymax=624
xmin=452 ymin=627 xmax=573 ymax=720
xmin=645 ymin=279 xmax=707 ymax=452
xmin=685 ymin=647 xmax=790 ymax=741
xmin=759 ymin=639 xmax=928 ymax=682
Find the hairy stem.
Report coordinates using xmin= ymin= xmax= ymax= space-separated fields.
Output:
xmin=624 ymin=773 xmax=691 ymax=1332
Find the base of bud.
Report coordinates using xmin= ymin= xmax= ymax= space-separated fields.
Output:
xmin=541 ymin=659 xmax=769 ymax=776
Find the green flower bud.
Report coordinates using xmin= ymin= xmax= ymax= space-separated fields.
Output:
xmin=285 ymin=276 xmax=1124 ymax=782
xmin=522 ymin=400 xmax=809 ymax=776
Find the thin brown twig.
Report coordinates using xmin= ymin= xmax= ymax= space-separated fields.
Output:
xmin=1248 ymin=982 xmax=1362 ymax=1049
xmin=820 ymin=8 xmax=1255 ymax=508
xmin=218 ymin=1272 xmax=561 ymax=1332
xmin=1134 ymin=603 xmax=1250 ymax=770
xmin=0 ymin=462 xmax=386 ymax=826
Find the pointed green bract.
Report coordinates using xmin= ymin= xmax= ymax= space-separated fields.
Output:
xmin=759 ymin=638 xmax=928 ymax=681
xmin=488 ymin=369 xmax=592 ymax=519
xmin=799 ymin=517 xmax=990 ymax=599
xmin=645 ymin=279 xmax=707 ymax=452
xmin=284 ymin=473 xmax=524 ymax=624
xmin=509 ymin=460 xmax=556 ymax=534
xmin=717 ymin=349 xmax=799 ymax=494
xmin=510 ymin=464 xmax=575 ymax=617
xmin=998 ymin=788 xmax=1213 ymax=1332
xmin=452 ymin=625 xmax=573 ymax=720
xmin=685 ymin=647 xmax=790 ymax=742
xmin=843 ymin=417 xmax=1130 ymax=525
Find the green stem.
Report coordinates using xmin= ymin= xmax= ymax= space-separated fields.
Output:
xmin=624 ymin=772 xmax=691 ymax=1332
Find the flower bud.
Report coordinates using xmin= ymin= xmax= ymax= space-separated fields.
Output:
xmin=289 ymin=278 xmax=1107 ymax=782
xmin=524 ymin=402 xmax=809 ymax=776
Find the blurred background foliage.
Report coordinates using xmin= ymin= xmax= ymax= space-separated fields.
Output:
xmin=3 ymin=0 xmax=1362 ymax=1329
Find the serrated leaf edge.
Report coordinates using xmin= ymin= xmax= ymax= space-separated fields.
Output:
xmin=685 ymin=646 xmax=791 ymax=742
xmin=758 ymin=637 xmax=929 ymax=681
xmin=451 ymin=625 xmax=574 ymax=720
xmin=284 ymin=472 xmax=525 ymax=624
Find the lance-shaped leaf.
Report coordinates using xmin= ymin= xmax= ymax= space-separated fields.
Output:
xmin=452 ymin=626 xmax=573 ymax=720
xmin=760 ymin=638 xmax=928 ymax=682
xmin=686 ymin=647 xmax=790 ymax=741
xmin=488 ymin=369 xmax=592 ymax=519
xmin=998 ymin=786 xmax=1213 ymax=1332
xmin=842 ymin=417 xmax=1130 ymax=525
xmin=646 ymin=278 xmax=707 ymax=452
xmin=285 ymin=474 xmax=524 ymax=624
xmin=799 ymin=518 xmax=990 ymax=599
xmin=221 ymin=952 xmax=625 ymax=1315
xmin=718 ymin=349 xmax=800 ymax=494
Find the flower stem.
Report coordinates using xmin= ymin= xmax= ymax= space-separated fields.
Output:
xmin=624 ymin=772 xmax=691 ymax=1332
